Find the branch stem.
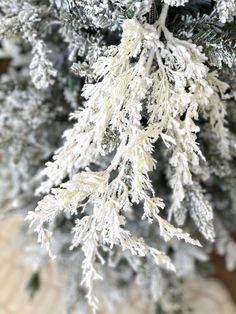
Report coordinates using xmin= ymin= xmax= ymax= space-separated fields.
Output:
xmin=158 ymin=3 xmax=169 ymax=26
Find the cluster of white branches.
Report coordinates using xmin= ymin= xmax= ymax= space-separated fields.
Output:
xmin=0 ymin=0 xmax=235 ymax=312
xmin=26 ymin=3 xmax=232 ymax=311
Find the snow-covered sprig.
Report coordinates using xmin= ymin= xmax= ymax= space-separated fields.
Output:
xmin=201 ymin=72 xmax=231 ymax=159
xmin=174 ymin=183 xmax=215 ymax=242
xmin=175 ymin=14 xmax=236 ymax=69
xmin=52 ymin=0 xmax=153 ymax=30
xmin=27 ymin=3 xmax=231 ymax=311
xmin=0 ymin=1 xmax=57 ymax=89
xmin=30 ymin=40 xmax=57 ymax=90
xmin=215 ymin=0 xmax=236 ymax=23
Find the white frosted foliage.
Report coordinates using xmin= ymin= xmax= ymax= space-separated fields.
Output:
xmin=26 ymin=9 xmax=232 ymax=310
xmin=30 ymin=41 xmax=57 ymax=90
xmin=215 ymin=0 xmax=236 ymax=23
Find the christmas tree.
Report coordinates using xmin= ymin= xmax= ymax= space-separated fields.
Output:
xmin=0 ymin=0 xmax=236 ymax=313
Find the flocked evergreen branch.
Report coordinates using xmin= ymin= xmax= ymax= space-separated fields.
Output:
xmin=26 ymin=3 xmax=234 ymax=311
xmin=175 ymin=14 xmax=236 ymax=68
xmin=0 ymin=0 xmax=235 ymax=313
xmin=215 ymin=0 xmax=236 ymax=23
xmin=0 ymin=1 xmax=57 ymax=89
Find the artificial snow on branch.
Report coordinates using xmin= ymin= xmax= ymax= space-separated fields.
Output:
xmin=215 ymin=0 xmax=236 ymax=23
xmin=0 ymin=0 xmax=235 ymax=312
xmin=0 ymin=1 xmax=57 ymax=90
xmin=26 ymin=2 xmax=232 ymax=312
